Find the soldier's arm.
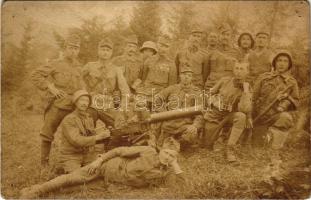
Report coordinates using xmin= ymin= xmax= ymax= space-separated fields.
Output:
xmin=141 ymin=59 xmax=151 ymax=83
xmin=115 ymin=67 xmax=131 ymax=108
xmin=31 ymin=64 xmax=55 ymax=91
xmin=202 ymin=54 xmax=210 ymax=85
xmin=278 ymin=81 xmax=300 ymax=110
xmin=168 ymin=62 xmax=178 ymax=85
xmin=175 ymin=53 xmax=180 ymax=82
xmin=154 ymin=86 xmax=174 ymax=111
xmin=97 ymin=146 xmax=154 ymax=163
xmin=61 ymin=117 xmax=97 ymax=148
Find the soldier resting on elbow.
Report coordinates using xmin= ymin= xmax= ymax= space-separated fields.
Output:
xmin=203 ymin=62 xmax=253 ymax=163
xmin=20 ymin=138 xmax=184 ymax=199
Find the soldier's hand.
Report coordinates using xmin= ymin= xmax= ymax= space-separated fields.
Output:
xmin=87 ymin=159 xmax=102 ymax=175
xmin=276 ymin=106 xmax=285 ymax=112
xmin=185 ymin=125 xmax=197 ymax=135
xmin=277 ymin=93 xmax=288 ymax=100
xmin=48 ymin=84 xmax=66 ymax=99
xmin=245 ymin=118 xmax=253 ymax=129
xmin=95 ymin=130 xmax=111 ymax=141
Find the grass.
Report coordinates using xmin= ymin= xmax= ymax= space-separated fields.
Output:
xmin=1 ymin=94 xmax=310 ymax=199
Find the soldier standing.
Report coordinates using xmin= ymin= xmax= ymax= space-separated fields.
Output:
xmin=112 ymin=35 xmax=143 ymax=93
xmin=204 ymin=24 xmax=238 ymax=89
xmin=203 ymin=62 xmax=253 ymax=163
xmin=58 ymin=90 xmax=110 ymax=173
xmin=82 ymin=38 xmax=130 ymax=127
xmin=237 ymin=32 xmax=254 ymax=62
xmin=136 ymin=34 xmax=177 ymax=106
xmin=31 ymin=34 xmax=85 ymax=168
xmin=175 ymin=25 xmax=208 ymax=89
xmin=247 ymin=29 xmax=273 ymax=81
xmin=155 ymin=65 xmax=203 ymax=149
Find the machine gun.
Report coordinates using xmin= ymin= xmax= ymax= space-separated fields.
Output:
xmin=97 ymin=106 xmax=203 ymax=149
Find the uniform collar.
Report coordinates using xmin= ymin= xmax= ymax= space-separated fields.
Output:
xmin=73 ymin=109 xmax=90 ymax=118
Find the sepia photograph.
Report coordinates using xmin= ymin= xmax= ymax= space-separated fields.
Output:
xmin=1 ymin=0 xmax=310 ymax=199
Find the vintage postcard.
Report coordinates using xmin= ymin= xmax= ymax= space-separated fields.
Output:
xmin=1 ymin=1 xmax=310 ymax=199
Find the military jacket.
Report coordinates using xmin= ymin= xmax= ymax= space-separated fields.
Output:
xmin=112 ymin=54 xmax=143 ymax=88
xmin=175 ymin=46 xmax=208 ymax=89
xmin=82 ymin=61 xmax=130 ymax=96
xmin=205 ymin=46 xmax=238 ymax=89
xmin=60 ymin=110 xmax=96 ymax=153
xmin=248 ymin=48 xmax=273 ymax=79
xmin=253 ymin=71 xmax=299 ymax=119
xmin=31 ymin=57 xmax=84 ymax=110
xmin=101 ymin=146 xmax=169 ymax=187
xmin=138 ymin=54 xmax=177 ymax=95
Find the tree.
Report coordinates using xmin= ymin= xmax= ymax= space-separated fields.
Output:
xmin=167 ymin=2 xmax=197 ymax=41
xmin=130 ymin=1 xmax=161 ymax=45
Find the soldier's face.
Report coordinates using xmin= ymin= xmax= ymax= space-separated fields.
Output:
xmin=157 ymin=43 xmax=170 ymax=55
xmin=275 ymin=56 xmax=290 ymax=73
xmin=255 ymin=34 xmax=268 ymax=48
xmin=180 ymin=72 xmax=193 ymax=85
xmin=125 ymin=43 xmax=138 ymax=56
xmin=233 ymin=63 xmax=249 ymax=79
xmin=208 ymin=32 xmax=218 ymax=46
xmin=75 ymin=96 xmax=90 ymax=111
xmin=189 ymin=33 xmax=202 ymax=46
xmin=159 ymin=149 xmax=176 ymax=166
xmin=240 ymin=35 xmax=252 ymax=49
xmin=142 ymin=48 xmax=156 ymax=60
xmin=219 ymin=31 xmax=232 ymax=45
xmin=64 ymin=45 xmax=80 ymax=59
xmin=98 ymin=46 xmax=113 ymax=60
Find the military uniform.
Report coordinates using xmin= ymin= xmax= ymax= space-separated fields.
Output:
xmin=175 ymin=44 xmax=208 ymax=89
xmin=58 ymin=110 xmax=98 ymax=173
xmin=136 ymin=54 xmax=177 ymax=97
xmin=203 ymin=76 xmax=252 ymax=155
xmin=20 ymin=146 xmax=182 ymax=198
xmin=156 ymin=83 xmax=203 ymax=147
xmin=248 ymin=48 xmax=273 ymax=81
xmin=252 ymin=71 xmax=299 ymax=148
xmin=32 ymin=56 xmax=84 ymax=166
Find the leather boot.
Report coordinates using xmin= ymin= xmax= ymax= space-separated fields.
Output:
xmin=41 ymin=140 xmax=52 ymax=167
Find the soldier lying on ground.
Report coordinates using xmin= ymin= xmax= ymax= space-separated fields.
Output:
xmin=20 ymin=138 xmax=184 ymax=198
xmin=203 ymin=62 xmax=253 ymax=163
xmin=252 ymin=50 xmax=299 ymax=178
xmin=155 ymin=64 xmax=203 ymax=149
xmin=31 ymin=34 xmax=85 ymax=169
xmin=57 ymin=90 xmax=111 ymax=174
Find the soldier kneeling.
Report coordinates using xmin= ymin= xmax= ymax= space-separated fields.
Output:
xmin=203 ymin=62 xmax=253 ymax=163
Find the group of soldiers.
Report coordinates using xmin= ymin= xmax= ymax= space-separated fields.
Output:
xmin=20 ymin=23 xmax=299 ymax=198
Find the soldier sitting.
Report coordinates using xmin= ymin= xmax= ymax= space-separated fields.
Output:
xmin=252 ymin=50 xmax=299 ymax=172
xmin=203 ymin=62 xmax=253 ymax=163
xmin=20 ymin=138 xmax=184 ymax=198
xmin=57 ymin=90 xmax=111 ymax=173
xmin=155 ymin=64 xmax=203 ymax=149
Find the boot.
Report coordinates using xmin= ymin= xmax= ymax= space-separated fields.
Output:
xmin=226 ymin=146 xmax=237 ymax=163
xmin=41 ymin=140 xmax=52 ymax=167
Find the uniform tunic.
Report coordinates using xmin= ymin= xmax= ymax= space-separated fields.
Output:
xmin=248 ymin=49 xmax=273 ymax=80
xmin=175 ymin=46 xmax=208 ymax=89
xmin=137 ymin=54 xmax=177 ymax=96
xmin=112 ymin=54 xmax=143 ymax=89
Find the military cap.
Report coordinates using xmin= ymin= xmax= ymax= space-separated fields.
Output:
xmin=98 ymin=38 xmax=113 ymax=49
xmin=158 ymin=34 xmax=171 ymax=46
xmin=162 ymin=137 xmax=180 ymax=152
xmin=140 ymin=41 xmax=158 ymax=52
xmin=271 ymin=49 xmax=293 ymax=70
xmin=180 ymin=62 xmax=193 ymax=73
xmin=72 ymin=90 xmax=91 ymax=105
xmin=218 ymin=23 xmax=232 ymax=34
xmin=191 ymin=24 xmax=204 ymax=34
xmin=256 ymin=28 xmax=270 ymax=37
xmin=125 ymin=35 xmax=138 ymax=45
xmin=65 ymin=34 xmax=81 ymax=47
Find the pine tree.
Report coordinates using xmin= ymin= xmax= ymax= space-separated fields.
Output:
xmin=130 ymin=1 xmax=161 ymax=45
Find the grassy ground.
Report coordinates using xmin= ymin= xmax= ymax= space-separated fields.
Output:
xmin=1 ymin=94 xmax=310 ymax=199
